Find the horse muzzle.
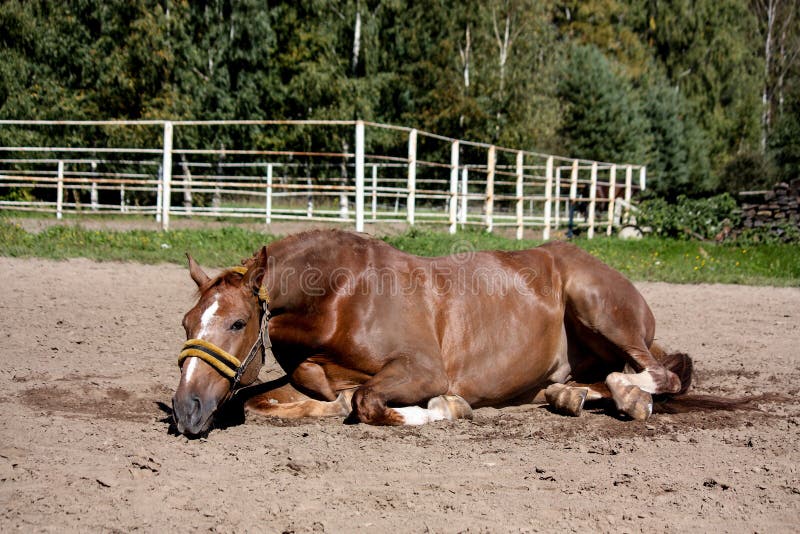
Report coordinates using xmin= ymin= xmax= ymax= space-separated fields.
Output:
xmin=172 ymin=388 xmax=218 ymax=437
xmin=173 ymin=342 xmax=241 ymax=437
xmin=173 ymin=338 xmax=264 ymax=437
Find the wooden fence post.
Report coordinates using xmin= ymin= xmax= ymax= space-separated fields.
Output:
xmin=459 ymin=166 xmax=468 ymax=226
xmin=90 ymin=161 xmax=98 ymax=212
xmin=587 ymin=162 xmax=597 ymax=239
xmin=569 ymin=160 xmax=579 ymax=204
xmin=543 ymin=156 xmax=554 ymax=240
xmin=485 ymin=146 xmax=495 ymax=232
xmin=624 ymin=165 xmax=633 ymax=223
xmin=554 ymin=166 xmax=561 ymax=229
xmin=56 ymin=160 xmax=64 ymax=220
xmin=449 ymin=140 xmax=459 ymax=234
xmin=355 ymin=120 xmax=365 ymax=232
xmin=515 ymin=151 xmax=524 ymax=240
xmin=265 ymin=163 xmax=273 ymax=224
xmin=371 ymin=164 xmax=378 ymax=221
xmin=161 ymin=121 xmax=173 ymax=231
xmin=407 ymin=129 xmax=417 ymax=225
xmin=156 ymin=165 xmax=162 ymax=223
xmin=606 ymin=164 xmax=617 ymax=236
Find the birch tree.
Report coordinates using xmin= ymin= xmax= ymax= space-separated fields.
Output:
xmin=751 ymin=0 xmax=800 ymax=151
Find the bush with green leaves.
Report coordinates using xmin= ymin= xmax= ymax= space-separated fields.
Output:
xmin=637 ymin=194 xmax=740 ymax=240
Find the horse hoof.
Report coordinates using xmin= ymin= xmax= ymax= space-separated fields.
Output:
xmin=545 ymin=384 xmax=587 ymax=417
xmin=427 ymin=395 xmax=473 ymax=421
xmin=616 ymin=385 xmax=653 ymax=421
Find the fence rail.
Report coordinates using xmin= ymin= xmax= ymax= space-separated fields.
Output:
xmin=0 ymin=120 xmax=645 ymax=238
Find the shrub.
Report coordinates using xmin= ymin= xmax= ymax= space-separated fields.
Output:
xmin=637 ymin=193 xmax=740 ymax=240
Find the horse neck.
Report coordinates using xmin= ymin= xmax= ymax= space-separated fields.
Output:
xmin=264 ymin=231 xmax=356 ymax=311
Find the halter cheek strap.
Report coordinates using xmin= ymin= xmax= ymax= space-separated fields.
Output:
xmin=178 ymin=266 xmax=273 ymax=391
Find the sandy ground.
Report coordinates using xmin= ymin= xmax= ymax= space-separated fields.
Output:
xmin=1 ymin=255 xmax=799 ymax=533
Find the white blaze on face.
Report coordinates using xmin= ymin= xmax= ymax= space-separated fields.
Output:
xmin=184 ymin=296 xmax=219 ymax=382
xmin=197 ymin=297 xmax=220 ymax=338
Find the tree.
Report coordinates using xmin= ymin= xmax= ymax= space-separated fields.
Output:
xmin=641 ymin=75 xmax=712 ymax=197
xmin=750 ymin=0 xmax=800 ymax=152
xmin=633 ymin=0 xmax=763 ymax=179
xmin=556 ymin=44 xmax=650 ymax=163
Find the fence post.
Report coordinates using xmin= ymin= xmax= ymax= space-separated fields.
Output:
xmin=265 ymin=163 xmax=273 ymax=224
xmin=639 ymin=165 xmax=647 ymax=191
xmin=371 ymin=165 xmax=378 ymax=221
xmin=543 ymin=156 xmax=554 ymax=240
xmin=459 ymin=166 xmax=468 ymax=226
xmin=554 ymin=166 xmax=561 ymax=229
xmin=90 ymin=161 xmax=98 ymax=211
xmin=485 ymin=146 xmax=496 ymax=232
xmin=156 ymin=165 xmax=162 ymax=222
xmin=624 ymin=165 xmax=633 ymax=223
xmin=569 ymin=160 xmax=579 ymax=203
xmin=407 ymin=128 xmax=417 ymax=225
xmin=606 ymin=164 xmax=617 ymax=236
xmin=587 ymin=162 xmax=598 ymax=239
xmin=161 ymin=121 xmax=173 ymax=231
xmin=355 ymin=120 xmax=365 ymax=232
xmin=56 ymin=160 xmax=64 ymax=220
xmin=449 ymin=140 xmax=459 ymax=234
xmin=515 ymin=151 xmax=524 ymax=240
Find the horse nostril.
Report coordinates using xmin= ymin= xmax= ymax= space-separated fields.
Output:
xmin=188 ymin=395 xmax=204 ymax=425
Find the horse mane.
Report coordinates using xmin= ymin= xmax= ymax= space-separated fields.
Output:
xmin=273 ymin=228 xmax=369 ymax=249
xmin=195 ymin=229 xmax=364 ymax=297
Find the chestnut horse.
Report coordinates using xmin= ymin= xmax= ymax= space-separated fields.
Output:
xmin=172 ymin=230 xmax=692 ymax=436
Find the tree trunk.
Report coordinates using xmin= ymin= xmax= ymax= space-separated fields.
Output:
xmin=352 ymin=5 xmax=361 ymax=74
xmin=458 ymin=24 xmax=471 ymax=129
xmin=493 ymin=7 xmax=514 ymax=141
xmin=759 ymin=0 xmax=777 ymax=153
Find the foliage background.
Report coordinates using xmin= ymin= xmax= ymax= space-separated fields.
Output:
xmin=1 ymin=0 xmax=799 ymax=199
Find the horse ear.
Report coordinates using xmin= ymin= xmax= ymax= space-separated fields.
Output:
xmin=186 ymin=253 xmax=210 ymax=287
xmin=242 ymin=246 xmax=268 ymax=296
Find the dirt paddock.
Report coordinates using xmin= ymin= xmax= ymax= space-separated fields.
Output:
xmin=1 ymin=256 xmax=798 ymax=532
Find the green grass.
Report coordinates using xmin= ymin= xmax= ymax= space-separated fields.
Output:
xmin=385 ymin=228 xmax=800 ymax=286
xmin=1 ymin=220 xmax=798 ymax=286
xmin=0 ymin=220 xmax=277 ymax=267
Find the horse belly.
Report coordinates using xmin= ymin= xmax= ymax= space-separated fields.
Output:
xmin=444 ymin=310 xmax=569 ymax=408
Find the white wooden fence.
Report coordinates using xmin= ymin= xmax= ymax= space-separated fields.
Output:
xmin=0 ymin=120 xmax=645 ymax=238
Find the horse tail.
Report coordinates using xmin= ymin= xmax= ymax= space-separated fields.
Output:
xmin=650 ymin=344 xmax=769 ymax=414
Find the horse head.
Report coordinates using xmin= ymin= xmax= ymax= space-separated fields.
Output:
xmin=172 ymin=247 xmax=270 ymax=437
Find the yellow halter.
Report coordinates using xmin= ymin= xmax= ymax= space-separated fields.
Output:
xmin=178 ymin=266 xmax=272 ymax=388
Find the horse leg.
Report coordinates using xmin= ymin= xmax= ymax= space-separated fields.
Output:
xmin=244 ymin=385 xmax=353 ymax=420
xmin=351 ymin=353 xmax=461 ymax=426
xmin=544 ymin=381 xmax=611 ymax=416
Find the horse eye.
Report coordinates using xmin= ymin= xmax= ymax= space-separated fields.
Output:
xmin=230 ymin=320 xmax=247 ymax=331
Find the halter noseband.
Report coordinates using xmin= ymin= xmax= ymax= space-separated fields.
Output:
xmin=178 ymin=266 xmax=273 ymax=391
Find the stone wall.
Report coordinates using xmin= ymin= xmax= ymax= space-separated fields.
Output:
xmin=737 ymin=179 xmax=800 ymax=241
